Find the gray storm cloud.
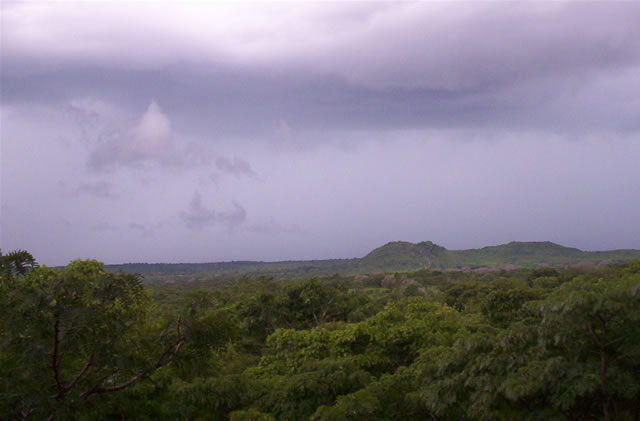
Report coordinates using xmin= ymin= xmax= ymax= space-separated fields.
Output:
xmin=2 ymin=2 xmax=640 ymax=265
xmin=180 ymin=193 xmax=246 ymax=233
xmin=76 ymin=181 xmax=119 ymax=200
xmin=215 ymin=157 xmax=256 ymax=178
xmin=3 ymin=2 xmax=640 ymax=90
xmin=218 ymin=201 xmax=247 ymax=230
xmin=181 ymin=193 xmax=217 ymax=232
xmin=129 ymin=223 xmax=154 ymax=239
xmin=3 ymin=2 xmax=640 ymax=137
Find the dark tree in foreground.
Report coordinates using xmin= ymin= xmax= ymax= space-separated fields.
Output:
xmin=0 ymin=259 xmax=185 ymax=420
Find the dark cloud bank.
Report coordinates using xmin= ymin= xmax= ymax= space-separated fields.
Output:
xmin=2 ymin=2 xmax=640 ymax=265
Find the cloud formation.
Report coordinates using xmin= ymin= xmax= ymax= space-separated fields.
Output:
xmin=129 ymin=223 xmax=154 ymax=239
xmin=2 ymin=2 xmax=640 ymax=265
xmin=214 ymin=157 xmax=256 ymax=178
xmin=4 ymin=2 xmax=640 ymax=138
xmin=76 ymin=181 xmax=119 ymax=200
xmin=4 ymin=2 xmax=640 ymax=90
xmin=181 ymin=192 xmax=217 ymax=232
xmin=180 ymin=193 xmax=247 ymax=232
xmin=88 ymin=101 xmax=180 ymax=170
xmin=218 ymin=201 xmax=247 ymax=230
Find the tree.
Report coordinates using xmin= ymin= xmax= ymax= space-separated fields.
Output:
xmin=0 ymin=259 xmax=185 ymax=419
xmin=413 ymin=262 xmax=640 ymax=421
xmin=0 ymin=249 xmax=38 ymax=282
xmin=533 ymin=269 xmax=640 ymax=421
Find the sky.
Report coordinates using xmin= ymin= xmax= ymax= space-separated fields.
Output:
xmin=2 ymin=1 xmax=640 ymax=265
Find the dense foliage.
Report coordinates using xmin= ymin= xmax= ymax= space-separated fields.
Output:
xmin=2 ymin=251 xmax=639 ymax=420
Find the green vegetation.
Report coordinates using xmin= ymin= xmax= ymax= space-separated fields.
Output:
xmin=2 ymin=249 xmax=640 ymax=420
xmin=108 ymin=241 xmax=640 ymax=282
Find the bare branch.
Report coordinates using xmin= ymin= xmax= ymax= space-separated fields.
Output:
xmin=51 ymin=320 xmax=63 ymax=395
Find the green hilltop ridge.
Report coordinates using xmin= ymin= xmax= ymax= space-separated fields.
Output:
xmin=107 ymin=240 xmax=640 ymax=282
xmin=359 ymin=241 xmax=446 ymax=271
xmin=449 ymin=241 xmax=640 ymax=268
xmin=357 ymin=241 xmax=592 ymax=272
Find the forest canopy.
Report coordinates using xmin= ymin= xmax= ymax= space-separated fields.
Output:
xmin=1 ymin=250 xmax=639 ymax=420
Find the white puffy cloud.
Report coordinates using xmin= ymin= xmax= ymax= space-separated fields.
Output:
xmin=88 ymin=100 xmax=180 ymax=170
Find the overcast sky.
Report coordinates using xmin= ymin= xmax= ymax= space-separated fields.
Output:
xmin=2 ymin=1 xmax=640 ymax=265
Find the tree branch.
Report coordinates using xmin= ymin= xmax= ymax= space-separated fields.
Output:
xmin=55 ymin=353 xmax=94 ymax=399
xmin=586 ymin=322 xmax=603 ymax=347
xmin=81 ymin=318 xmax=185 ymax=399
xmin=83 ymin=373 xmax=143 ymax=396
xmin=600 ymin=324 xmax=610 ymax=421
xmin=51 ymin=320 xmax=63 ymax=396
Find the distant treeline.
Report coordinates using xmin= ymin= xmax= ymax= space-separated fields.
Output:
xmin=107 ymin=240 xmax=640 ymax=282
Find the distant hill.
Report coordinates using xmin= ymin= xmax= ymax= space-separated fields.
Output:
xmin=360 ymin=241 xmax=446 ymax=270
xmin=107 ymin=241 xmax=640 ymax=282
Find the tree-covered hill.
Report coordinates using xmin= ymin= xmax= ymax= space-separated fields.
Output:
xmin=438 ymin=241 xmax=626 ymax=269
xmin=106 ymin=241 xmax=640 ymax=282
